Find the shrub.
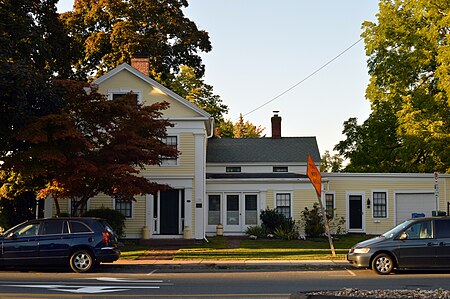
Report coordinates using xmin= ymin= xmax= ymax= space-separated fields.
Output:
xmin=260 ymin=208 xmax=286 ymax=234
xmin=246 ymin=225 xmax=267 ymax=238
xmin=274 ymin=219 xmax=299 ymax=240
xmin=300 ymin=203 xmax=325 ymax=238
xmin=83 ymin=208 xmax=126 ymax=238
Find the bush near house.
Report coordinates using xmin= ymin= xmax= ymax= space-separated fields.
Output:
xmin=83 ymin=208 xmax=126 ymax=238
xmin=247 ymin=208 xmax=300 ymax=240
xmin=246 ymin=205 xmax=346 ymax=240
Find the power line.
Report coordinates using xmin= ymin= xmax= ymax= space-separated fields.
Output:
xmin=240 ymin=37 xmax=364 ymax=119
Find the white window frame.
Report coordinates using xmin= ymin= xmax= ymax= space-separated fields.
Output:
xmin=160 ymin=134 xmax=179 ymax=166
xmin=324 ymin=192 xmax=336 ymax=218
xmin=372 ymin=190 xmax=388 ymax=219
xmin=274 ymin=192 xmax=293 ymax=219
xmin=112 ymin=198 xmax=135 ymax=219
xmin=108 ymin=88 xmax=143 ymax=104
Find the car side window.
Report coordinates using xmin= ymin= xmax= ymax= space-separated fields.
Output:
xmin=404 ymin=220 xmax=433 ymax=239
xmin=69 ymin=221 xmax=92 ymax=233
xmin=41 ymin=220 xmax=65 ymax=235
xmin=435 ymin=220 xmax=450 ymax=238
xmin=10 ymin=223 xmax=40 ymax=238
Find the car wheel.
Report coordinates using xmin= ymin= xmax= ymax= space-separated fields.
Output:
xmin=372 ymin=253 xmax=394 ymax=275
xmin=70 ymin=249 xmax=95 ymax=273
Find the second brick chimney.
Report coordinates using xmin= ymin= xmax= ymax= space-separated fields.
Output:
xmin=271 ymin=111 xmax=282 ymax=139
xmin=131 ymin=57 xmax=149 ymax=76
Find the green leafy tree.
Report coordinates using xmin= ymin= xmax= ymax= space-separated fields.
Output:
xmin=62 ymin=0 xmax=212 ymax=81
xmin=320 ymin=150 xmax=343 ymax=172
xmin=3 ymin=81 xmax=178 ymax=216
xmin=337 ymin=0 xmax=450 ymax=173
xmin=170 ymin=65 xmax=228 ymax=124
xmin=216 ymin=115 xmax=265 ymax=138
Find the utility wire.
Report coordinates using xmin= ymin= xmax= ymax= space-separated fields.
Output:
xmin=240 ymin=37 xmax=364 ymax=119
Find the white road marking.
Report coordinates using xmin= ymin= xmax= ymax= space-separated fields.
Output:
xmin=147 ymin=269 xmax=157 ymax=275
xmin=5 ymin=284 xmax=160 ymax=294
xmin=328 ymin=269 xmax=357 ymax=277
xmin=86 ymin=277 xmax=163 ymax=283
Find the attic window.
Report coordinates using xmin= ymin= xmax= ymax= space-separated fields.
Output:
xmin=273 ymin=166 xmax=288 ymax=173
xmin=108 ymin=89 xmax=143 ymax=103
xmin=226 ymin=167 xmax=241 ymax=173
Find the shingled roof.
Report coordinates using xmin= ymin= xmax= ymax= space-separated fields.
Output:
xmin=206 ymin=137 xmax=320 ymax=163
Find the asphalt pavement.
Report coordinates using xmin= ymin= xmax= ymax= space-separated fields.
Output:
xmin=110 ymin=258 xmax=350 ymax=271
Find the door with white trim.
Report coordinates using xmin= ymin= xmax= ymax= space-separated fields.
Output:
xmin=348 ymin=194 xmax=364 ymax=231
xmin=224 ymin=194 xmax=240 ymax=232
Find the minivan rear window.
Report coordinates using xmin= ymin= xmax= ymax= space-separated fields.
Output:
xmin=70 ymin=221 xmax=92 ymax=233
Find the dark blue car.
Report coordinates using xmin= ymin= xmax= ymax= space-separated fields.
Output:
xmin=0 ymin=217 xmax=120 ymax=272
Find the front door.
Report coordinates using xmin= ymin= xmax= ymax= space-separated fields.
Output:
xmin=225 ymin=194 xmax=240 ymax=232
xmin=160 ymin=189 xmax=180 ymax=235
xmin=349 ymin=195 xmax=363 ymax=231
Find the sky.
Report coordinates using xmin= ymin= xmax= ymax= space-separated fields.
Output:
xmin=56 ymin=0 xmax=380 ymax=156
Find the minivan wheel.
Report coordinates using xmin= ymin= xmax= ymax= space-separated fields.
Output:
xmin=372 ymin=253 xmax=394 ymax=275
xmin=70 ymin=249 xmax=94 ymax=273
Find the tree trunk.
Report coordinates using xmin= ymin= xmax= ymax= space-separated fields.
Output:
xmin=54 ymin=198 xmax=61 ymax=217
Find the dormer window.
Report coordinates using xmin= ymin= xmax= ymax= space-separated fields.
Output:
xmin=273 ymin=166 xmax=288 ymax=173
xmin=226 ymin=167 xmax=241 ymax=173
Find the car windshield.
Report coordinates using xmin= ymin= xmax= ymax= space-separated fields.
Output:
xmin=381 ymin=219 xmax=414 ymax=238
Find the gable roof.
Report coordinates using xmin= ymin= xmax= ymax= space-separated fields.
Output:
xmin=93 ymin=63 xmax=211 ymax=120
xmin=206 ymin=137 xmax=320 ymax=163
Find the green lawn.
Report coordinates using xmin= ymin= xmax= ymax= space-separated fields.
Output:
xmin=120 ymin=234 xmax=374 ymax=260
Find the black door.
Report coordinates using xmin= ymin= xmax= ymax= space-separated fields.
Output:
xmin=160 ymin=189 xmax=180 ymax=235
xmin=349 ymin=195 xmax=363 ymax=230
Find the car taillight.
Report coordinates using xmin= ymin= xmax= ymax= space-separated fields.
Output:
xmin=102 ymin=231 xmax=111 ymax=244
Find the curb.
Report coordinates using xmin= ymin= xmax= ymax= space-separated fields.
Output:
xmin=104 ymin=260 xmax=350 ymax=272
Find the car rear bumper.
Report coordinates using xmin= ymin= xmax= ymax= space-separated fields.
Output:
xmin=347 ymin=252 xmax=371 ymax=268
xmin=96 ymin=247 xmax=120 ymax=263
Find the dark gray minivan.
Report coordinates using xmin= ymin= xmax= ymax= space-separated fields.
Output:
xmin=347 ymin=217 xmax=450 ymax=274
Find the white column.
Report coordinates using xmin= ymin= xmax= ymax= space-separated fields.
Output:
xmin=142 ymin=194 xmax=153 ymax=239
xmin=194 ymin=132 xmax=206 ymax=239
xmin=44 ymin=196 xmax=53 ymax=218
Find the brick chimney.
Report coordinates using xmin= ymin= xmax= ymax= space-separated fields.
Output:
xmin=271 ymin=111 xmax=282 ymax=139
xmin=131 ymin=58 xmax=149 ymax=76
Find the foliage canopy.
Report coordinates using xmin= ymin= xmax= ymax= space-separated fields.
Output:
xmin=336 ymin=0 xmax=450 ymax=173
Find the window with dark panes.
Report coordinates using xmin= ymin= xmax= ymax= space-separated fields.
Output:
xmin=373 ymin=192 xmax=387 ymax=218
xmin=273 ymin=166 xmax=288 ymax=172
xmin=245 ymin=194 xmax=258 ymax=225
xmin=325 ymin=193 xmax=334 ymax=218
xmin=115 ymin=199 xmax=132 ymax=218
xmin=276 ymin=193 xmax=291 ymax=218
xmin=112 ymin=93 xmax=138 ymax=102
xmin=161 ymin=136 xmax=178 ymax=166
xmin=208 ymin=195 xmax=221 ymax=225
xmin=70 ymin=221 xmax=92 ymax=233
xmin=226 ymin=167 xmax=241 ymax=173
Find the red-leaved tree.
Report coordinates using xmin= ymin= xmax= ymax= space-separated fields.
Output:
xmin=5 ymin=80 xmax=177 ymax=216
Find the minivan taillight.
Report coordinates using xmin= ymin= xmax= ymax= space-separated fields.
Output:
xmin=102 ymin=231 xmax=111 ymax=244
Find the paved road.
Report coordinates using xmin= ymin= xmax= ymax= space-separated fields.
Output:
xmin=1 ymin=267 xmax=450 ymax=298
